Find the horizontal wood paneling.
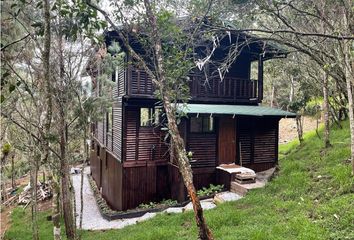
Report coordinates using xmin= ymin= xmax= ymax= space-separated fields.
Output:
xmin=130 ymin=67 xmax=154 ymax=95
xmin=253 ymin=119 xmax=277 ymax=163
xmin=124 ymin=108 xmax=138 ymax=161
xmin=187 ymin=133 xmax=217 ymax=168
xmin=237 ymin=117 xmax=279 ymax=167
xmin=117 ymin=61 xmax=125 ymax=96
xmin=97 ymin=122 xmax=104 ymax=144
xmin=237 ymin=119 xmax=252 ymax=165
xmin=124 ymin=108 xmax=169 ymax=163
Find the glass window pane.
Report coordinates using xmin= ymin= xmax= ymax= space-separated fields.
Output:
xmin=107 ymin=107 xmax=113 ymax=132
xmin=140 ymin=108 xmax=151 ymax=126
xmin=154 ymin=108 xmax=161 ymax=125
xmin=190 ymin=117 xmax=203 ymax=132
xmin=202 ymin=117 xmax=214 ymax=132
xmin=251 ymin=60 xmax=258 ymax=80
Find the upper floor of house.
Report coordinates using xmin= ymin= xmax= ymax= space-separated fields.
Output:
xmin=88 ymin=19 xmax=288 ymax=105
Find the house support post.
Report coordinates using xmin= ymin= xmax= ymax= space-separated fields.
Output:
xmin=258 ymin=55 xmax=264 ymax=102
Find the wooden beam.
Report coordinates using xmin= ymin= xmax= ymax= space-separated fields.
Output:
xmin=258 ymin=55 xmax=264 ymax=102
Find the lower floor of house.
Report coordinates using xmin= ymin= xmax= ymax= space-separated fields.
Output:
xmin=90 ymin=106 xmax=293 ymax=211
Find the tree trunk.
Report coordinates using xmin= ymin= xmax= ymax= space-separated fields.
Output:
xmin=51 ymin=175 xmax=61 ymax=240
xmin=143 ymin=1 xmax=213 ymax=238
xmin=296 ymin=115 xmax=304 ymax=144
xmin=86 ymin=1 xmax=213 ymax=238
xmin=79 ymin=125 xmax=88 ymax=232
xmin=42 ymin=0 xmax=52 ymax=164
xmin=322 ymin=71 xmax=331 ymax=148
xmin=60 ymin=120 xmax=76 ymax=240
xmin=11 ymin=155 xmax=15 ymax=188
xmin=57 ymin=0 xmax=76 ymax=236
xmin=163 ymin=98 xmax=214 ymax=240
xmin=344 ymin=41 xmax=354 ymax=174
xmin=30 ymin=152 xmax=39 ymax=240
xmin=342 ymin=6 xmax=354 ymax=174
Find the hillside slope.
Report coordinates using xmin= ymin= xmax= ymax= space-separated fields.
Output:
xmin=4 ymin=121 xmax=354 ymax=240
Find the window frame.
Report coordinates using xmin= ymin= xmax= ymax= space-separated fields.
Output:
xmin=106 ymin=107 xmax=113 ymax=134
xmin=139 ymin=107 xmax=161 ymax=127
xmin=189 ymin=116 xmax=215 ymax=133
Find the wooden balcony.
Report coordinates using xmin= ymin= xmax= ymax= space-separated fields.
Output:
xmin=188 ymin=75 xmax=258 ymax=102
xmin=127 ymin=67 xmax=260 ymax=103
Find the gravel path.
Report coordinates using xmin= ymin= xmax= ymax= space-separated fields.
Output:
xmin=72 ymin=167 xmax=157 ymax=230
xmin=72 ymin=167 xmax=242 ymax=230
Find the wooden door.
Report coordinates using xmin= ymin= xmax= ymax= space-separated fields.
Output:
xmin=218 ymin=117 xmax=236 ymax=165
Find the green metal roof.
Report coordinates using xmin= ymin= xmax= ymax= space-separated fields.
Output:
xmin=177 ymin=104 xmax=296 ymax=118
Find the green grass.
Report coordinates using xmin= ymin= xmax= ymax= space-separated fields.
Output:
xmin=4 ymin=121 xmax=354 ymax=240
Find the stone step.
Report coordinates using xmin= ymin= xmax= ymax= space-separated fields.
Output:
xmin=230 ymin=179 xmax=267 ymax=196
xmin=230 ymin=181 xmax=249 ymax=196
xmin=230 ymin=168 xmax=276 ymax=196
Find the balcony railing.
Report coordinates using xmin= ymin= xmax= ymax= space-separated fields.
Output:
xmin=127 ymin=67 xmax=259 ymax=102
xmin=189 ymin=75 xmax=258 ymax=101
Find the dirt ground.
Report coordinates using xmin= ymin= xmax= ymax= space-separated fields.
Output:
xmin=279 ymin=116 xmax=320 ymax=144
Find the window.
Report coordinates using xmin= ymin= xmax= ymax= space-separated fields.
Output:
xmin=111 ymin=67 xmax=117 ymax=82
xmin=190 ymin=117 xmax=214 ymax=133
xmin=97 ymin=145 xmax=100 ymax=157
xmin=250 ymin=60 xmax=258 ymax=80
xmin=106 ymin=107 xmax=113 ymax=133
xmin=140 ymin=107 xmax=161 ymax=127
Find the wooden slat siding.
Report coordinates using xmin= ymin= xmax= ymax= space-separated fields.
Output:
xmin=237 ymin=117 xmax=279 ymax=168
xmin=112 ymin=100 xmax=123 ymax=160
xmin=237 ymin=118 xmax=252 ymax=165
xmin=126 ymin=65 xmax=259 ymax=103
xmin=168 ymin=164 xmax=217 ymax=202
xmin=124 ymin=108 xmax=138 ymax=161
xmin=193 ymin=168 xmax=216 ymax=190
xmin=242 ymin=162 xmax=276 ymax=172
xmin=168 ymin=163 xmax=188 ymax=202
xmin=90 ymin=143 xmax=99 ymax=187
xmin=138 ymin=128 xmax=169 ymax=162
xmin=187 ymin=133 xmax=217 ymax=168
xmin=117 ymin=59 xmax=125 ymax=96
xmin=97 ymin=122 xmax=104 ymax=144
xmin=121 ymin=164 xmax=172 ymax=208
xmin=253 ymin=118 xmax=278 ymax=163
xmin=121 ymin=163 xmax=170 ymax=210
xmin=103 ymin=113 xmax=107 ymax=146
xmin=101 ymin=150 xmax=123 ymax=210
xmin=107 ymin=133 xmax=113 ymax=152
xmin=91 ymin=139 xmax=103 ymax=188
xmin=156 ymin=165 xmax=170 ymax=200
xmin=122 ymin=166 xmax=146 ymax=209
xmin=130 ymin=68 xmax=154 ymax=95
xmin=124 ymin=108 xmax=169 ymax=163
xmin=189 ymin=76 xmax=258 ymax=102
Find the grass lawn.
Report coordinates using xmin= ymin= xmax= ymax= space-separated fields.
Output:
xmin=4 ymin=121 xmax=354 ymax=240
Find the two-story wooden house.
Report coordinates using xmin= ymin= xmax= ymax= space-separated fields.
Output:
xmin=88 ymin=21 xmax=296 ymax=211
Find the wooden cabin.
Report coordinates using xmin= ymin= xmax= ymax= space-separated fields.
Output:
xmin=88 ymin=20 xmax=296 ymax=211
